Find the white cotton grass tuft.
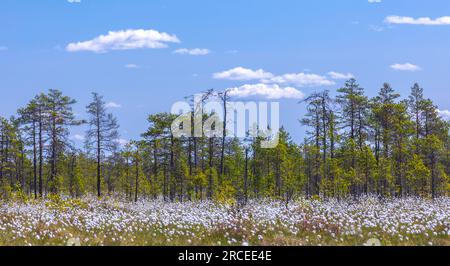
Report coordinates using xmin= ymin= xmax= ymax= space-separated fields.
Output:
xmin=0 ymin=196 xmax=448 ymax=246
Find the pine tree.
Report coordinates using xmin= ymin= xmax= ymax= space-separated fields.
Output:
xmin=85 ymin=92 xmax=120 ymax=197
xmin=46 ymin=89 xmax=83 ymax=194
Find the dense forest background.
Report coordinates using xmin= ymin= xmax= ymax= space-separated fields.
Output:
xmin=0 ymin=79 xmax=449 ymax=204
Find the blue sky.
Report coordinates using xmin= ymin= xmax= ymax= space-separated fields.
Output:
xmin=0 ymin=0 xmax=449 ymax=143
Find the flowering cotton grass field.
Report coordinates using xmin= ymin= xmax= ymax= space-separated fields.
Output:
xmin=0 ymin=196 xmax=449 ymax=246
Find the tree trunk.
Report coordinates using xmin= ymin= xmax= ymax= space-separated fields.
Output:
xmin=97 ymin=119 xmax=101 ymax=197
xmin=219 ymin=93 xmax=227 ymax=182
xmin=244 ymin=148 xmax=249 ymax=204
xmin=135 ymin=155 xmax=139 ymax=203
xmin=153 ymin=141 xmax=158 ymax=199
xmin=208 ymin=137 xmax=214 ymax=200
xmin=38 ymin=112 xmax=43 ymax=197
xmin=32 ymin=121 xmax=37 ymax=199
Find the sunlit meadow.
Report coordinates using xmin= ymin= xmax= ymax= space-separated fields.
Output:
xmin=0 ymin=196 xmax=448 ymax=246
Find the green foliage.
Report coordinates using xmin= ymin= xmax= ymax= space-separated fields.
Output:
xmin=45 ymin=194 xmax=88 ymax=211
xmin=0 ymin=82 xmax=448 ymax=202
xmin=406 ymin=155 xmax=431 ymax=196
xmin=214 ymin=180 xmax=236 ymax=205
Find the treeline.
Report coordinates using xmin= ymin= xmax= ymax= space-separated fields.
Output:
xmin=0 ymin=80 xmax=449 ymax=203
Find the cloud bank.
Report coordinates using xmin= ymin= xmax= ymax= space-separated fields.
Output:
xmin=174 ymin=48 xmax=210 ymax=56
xmin=390 ymin=63 xmax=422 ymax=72
xmin=66 ymin=29 xmax=180 ymax=53
xmin=385 ymin=16 xmax=450 ymax=26
xmin=227 ymin=83 xmax=305 ymax=100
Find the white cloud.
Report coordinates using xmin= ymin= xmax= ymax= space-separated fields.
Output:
xmin=264 ymin=73 xmax=335 ymax=87
xmin=227 ymin=83 xmax=305 ymax=100
xmin=438 ymin=109 xmax=450 ymax=120
xmin=369 ymin=25 xmax=385 ymax=32
xmin=66 ymin=29 xmax=180 ymax=53
xmin=105 ymin=102 xmax=122 ymax=108
xmin=385 ymin=16 xmax=450 ymax=26
xmin=328 ymin=71 xmax=355 ymax=80
xmin=114 ymin=138 xmax=129 ymax=146
xmin=213 ymin=67 xmax=274 ymax=81
xmin=67 ymin=0 xmax=81 ymax=3
xmin=125 ymin=64 xmax=139 ymax=69
xmin=72 ymin=134 xmax=85 ymax=141
xmin=173 ymin=48 xmax=210 ymax=56
xmin=390 ymin=63 xmax=422 ymax=72
xmin=225 ymin=50 xmax=238 ymax=54
xmin=368 ymin=0 xmax=381 ymax=3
